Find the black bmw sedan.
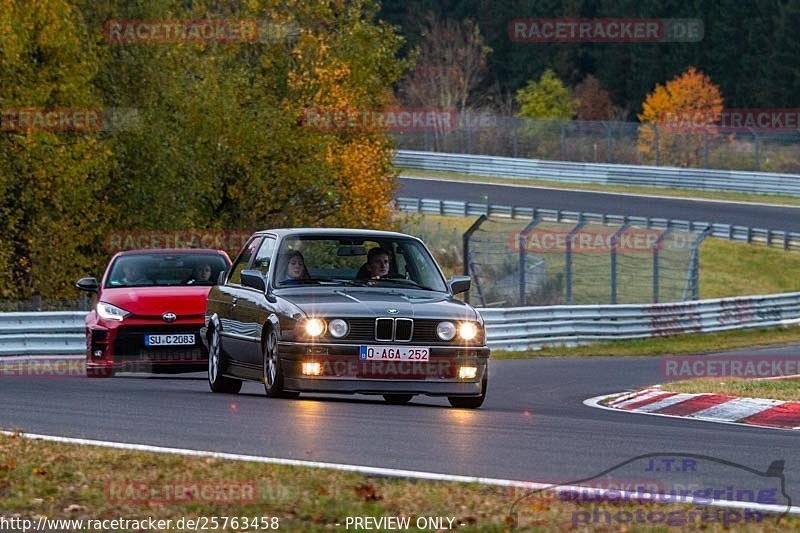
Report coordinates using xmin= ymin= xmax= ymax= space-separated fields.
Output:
xmin=201 ymin=228 xmax=489 ymax=408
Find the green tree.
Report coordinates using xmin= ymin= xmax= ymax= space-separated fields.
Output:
xmin=515 ymin=69 xmax=577 ymax=120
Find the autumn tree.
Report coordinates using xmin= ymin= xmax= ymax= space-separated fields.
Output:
xmin=637 ymin=66 xmax=724 ymax=167
xmin=0 ymin=0 xmax=111 ymax=299
xmin=574 ymin=75 xmax=614 ymax=121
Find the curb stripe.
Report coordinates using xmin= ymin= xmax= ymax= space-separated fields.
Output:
xmin=619 ymin=392 xmax=678 ymax=411
xmin=692 ymin=398 xmax=784 ymax=422
xmin=608 ymin=388 xmax=661 ymax=408
xmin=656 ymin=394 xmax=733 ymax=416
xmin=742 ymin=402 xmax=800 ymax=428
xmin=634 ymin=393 xmax=696 ymax=412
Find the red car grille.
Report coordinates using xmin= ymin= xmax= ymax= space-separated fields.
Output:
xmin=112 ymin=326 xmax=206 ymax=361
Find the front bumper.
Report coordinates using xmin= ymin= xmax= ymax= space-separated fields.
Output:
xmin=278 ymin=341 xmax=489 ymax=396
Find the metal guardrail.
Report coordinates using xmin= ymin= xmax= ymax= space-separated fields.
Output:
xmin=0 ymin=312 xmax=85 ymax=356
xmin=3 ymin=294 xmax=800 ymax=355
xmin=396 ymin=197 xmax=800 ymax=251
xmin=478 ymin=291 xmax=800 ymax=351
xmin=395 ymin=150 xmax=800 ymax=197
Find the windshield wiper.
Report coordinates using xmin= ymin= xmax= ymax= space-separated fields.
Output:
xmin=378 ymin=278 xmax=438 ymax=291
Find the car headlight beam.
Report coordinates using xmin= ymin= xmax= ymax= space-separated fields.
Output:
xmin=304 ymin=318 xmax=326 ymax=337
xmin=458 ymin=322 xmax=479 ymax=341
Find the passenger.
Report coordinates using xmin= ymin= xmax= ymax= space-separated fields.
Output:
xmin=187 ymin=262 xmax=213 ymax=284
xmin=279 ymin=250 xmax=310 ymax=285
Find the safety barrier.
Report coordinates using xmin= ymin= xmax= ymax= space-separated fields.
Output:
xmin=478 ymin=292 xmax=800 ymax=351
xmin=396 ymin=197 xmax=800 ymax=251
xmin=395 ymin=150 xmax=800 ymax=197
xmin=2 ymin=293 xmax=800 ymax=355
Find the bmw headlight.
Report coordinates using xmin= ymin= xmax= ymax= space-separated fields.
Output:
xmin=304 ymin=318 xmax=326 ymax=337
xmin=328 ymin=319 xmax=349 ymax=338
xmin=458 ymin=321 xmax=479 ymax=341
xmin=96 ymin=301 xmax=131 ymax=322
xmin=436 ymin=321 xmax=456 ymax=341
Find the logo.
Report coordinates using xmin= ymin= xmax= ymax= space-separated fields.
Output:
xmin=387 ymin=308 xmax=399 ymax=315
xmin=162 ymin=312 xmax=177 ymax=323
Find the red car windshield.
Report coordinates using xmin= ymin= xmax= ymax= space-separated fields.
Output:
xmin=105 ymin=253 xmax=228 ymax=288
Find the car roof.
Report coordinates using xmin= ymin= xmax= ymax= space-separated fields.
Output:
xmin=116 ymin=248 xmax=227 ymax=256
xmin=254 ymin=228 xmax=419 ymax=239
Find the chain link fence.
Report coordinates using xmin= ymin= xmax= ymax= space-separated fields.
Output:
xmin=393 ymin=113 xmax=800 ymax=173
xmin=462 ymin=216 xmax=706 ymax=307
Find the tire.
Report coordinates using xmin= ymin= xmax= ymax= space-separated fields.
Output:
xmin=383 ymin=394 xmax=413 ymax=404
xmin=262 ymin=329 xmax=299 ymax=398
xmin=448 ymin=375 xmax=487 ymax=409
xmin=208 ymin=327 xmax=242 ymax=394
xmin=86 ymin=365 xmax=115 ymax=378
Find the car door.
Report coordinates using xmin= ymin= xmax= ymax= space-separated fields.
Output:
xmin=235 ymin=236 xmax=277 ymax=374
xmin=219 ymin=236 xmax=261 ymax=370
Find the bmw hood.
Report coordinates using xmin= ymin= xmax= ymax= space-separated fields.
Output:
xmin=278 ymin=288 xmax=480 ymax=322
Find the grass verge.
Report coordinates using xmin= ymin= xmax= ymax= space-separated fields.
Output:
xmin=0 ymin=433 xmax=796 ymax=531
xmin=491 ymin=325 xmax=800 ymax=359
xmin=399 ymin=169 xmax=800 ymax=207
xmin=665 ymin=376 xmax=800 ymax=402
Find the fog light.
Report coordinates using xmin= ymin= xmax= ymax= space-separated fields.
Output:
xmin=302 ymin=362 xmax=322 ymax=376
xmin=459 ymin=366 xmax=478 ymax=380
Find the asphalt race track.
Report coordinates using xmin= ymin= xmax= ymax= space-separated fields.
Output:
xmin=399 ymin=176 xmax=800 ymax=232
xmin=1 ymin=344 xmax=798 ymax=500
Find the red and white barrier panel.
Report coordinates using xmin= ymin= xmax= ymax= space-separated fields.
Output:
xmin=606 ymin=388 xmax=800 ymax=430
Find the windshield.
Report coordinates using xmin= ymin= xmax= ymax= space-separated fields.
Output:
xmin=273 ymin=235 xmax=448 ymax=292
xmin=105 ymin=253 xmax=228 ymax=288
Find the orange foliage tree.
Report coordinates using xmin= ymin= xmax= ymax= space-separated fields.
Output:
xmin=637 ymin=67 xmax=724 ymax=167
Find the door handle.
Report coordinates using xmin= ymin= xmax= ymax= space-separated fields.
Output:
xmin=232 ymin=296 xmax=238 ymax=307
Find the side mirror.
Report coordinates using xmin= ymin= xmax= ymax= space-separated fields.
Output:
xmin=75 ymin=277 xmax=99 ymax=293
xmin=241 ymin=270 xmax=266 ymax=292
xmin=448 ymin=276 xmax=471 ymax=295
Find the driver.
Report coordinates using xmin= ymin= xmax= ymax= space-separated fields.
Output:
xmin=358 ymin=247 xmax=391 ymax=280
xmin=187 ymin=262 xmax=213 ymax=285
xmin=120 ymin=262 xmax=150 ymax=285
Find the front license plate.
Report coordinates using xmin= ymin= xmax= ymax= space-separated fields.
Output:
xmin=144 ymin=334 xmax=195 ymax=346
xmin=359 ymin=345 xmax=429 ymax=361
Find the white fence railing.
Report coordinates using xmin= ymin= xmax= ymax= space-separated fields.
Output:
xmin=396 ymin=197 xmax=800 ymax=251
xmin=395 ymin=150 xmax=800 ymax=197
xmin=479 ymin=292 xmax=800 ymax=351
xmin=3 ymin=292 xmax=800 ymax=355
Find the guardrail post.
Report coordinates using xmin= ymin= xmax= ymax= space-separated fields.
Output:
xmin=605 ymin=122 xmax=612 ymax=163
xmin=423 ymin=128 xmax=429 ymax=152
xmin=32 ymin=294 xmax=41 ymax=312
xmin=560 ymin=121 xmax=567 ymax=160
xmin=610 ymin=223 xmax=630 ymax=304
xmin=752 ymin=129 xmax=761 ymax=171
xmin=565 ymin=220 xmax=587 ymax=304
xmin=466 ymin=110 xmax=473 ymax=153
xmin=652 ymin=227 xmax=672 ymax=303
xmin=703 ymin=130 xmax=709 ymax=168
xmin=518 ymin=219 xmax=542 ymax=306
xmin=462 ymin=215 xmax=487 ymax=304
xmin=513 ymin=121 xmax=519 ymax=158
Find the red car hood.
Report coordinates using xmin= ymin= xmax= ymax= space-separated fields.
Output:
xmin=99 ymin=286 xmax=211 ymax=317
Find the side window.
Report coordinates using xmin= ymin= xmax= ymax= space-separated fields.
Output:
xmin=228 ymin=237 xmax=261 ymax=285
xmin=252 ymin=237 xmax=276 ymax=277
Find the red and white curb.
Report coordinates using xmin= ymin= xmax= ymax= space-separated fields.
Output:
xmin=585 ymin=388 xmax=800 ymax=431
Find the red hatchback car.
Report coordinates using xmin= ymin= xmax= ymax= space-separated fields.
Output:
xmin=75 ymin=249 xmax=231 ymax=377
